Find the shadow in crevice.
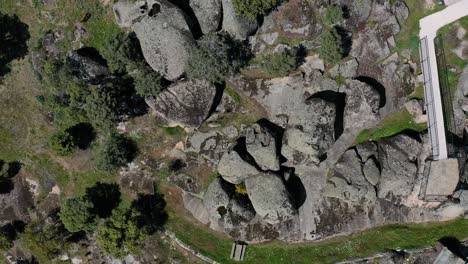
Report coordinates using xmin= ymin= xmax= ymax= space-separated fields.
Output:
xmin=167 ymin=0 xmax=203 ymax=39
xmin=399 ymin=129 xmax=423 ymax=143
xmin=354 ymin=76 xmax=387 ymax=108
xmin=335 ymin=26 xmax=352 ymax=58
xmin=285 ymin=170 xmax=307 ymax=209
xmin=308 ymin=91 xmax=346 ymax=140
xmin=439 ymin=237 xmax=468 ymax=261
xmin=256 ymin=118 xmax=287 ymax=164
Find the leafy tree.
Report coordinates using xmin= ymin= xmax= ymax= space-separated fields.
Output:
xmin=319 ymin=28 xmax=343 ymax=65
xmin=85 ymin=85 xmax=120 ymax=131
xmin=48 ymin=129 xmax=76 ymax=156
xmin=96 ymin=132 xmax=137 ymax=171
xmin=186 ymin=33 xmax=251 ymax=84
xmin=60 ymin=197 xmax=97 ymax=233
xmin=21 ymin=222 xmax=70 ymax=263
xmin=85 ymin=182 xmax=122 ymax=218
xmin=96 ymin=207 xmax=148 ymax=258
xmin=261 ymin=49 xmax=298 ymax=76
xmin=323 ymin=5 xmax=343 ymax=26
xmin=232 ymin=0 xmax=281 ymax=20
xmin=0 ymin=13 xmax=30 ymax=76
xmin=133 ymin=67 xmax=163 ymax=98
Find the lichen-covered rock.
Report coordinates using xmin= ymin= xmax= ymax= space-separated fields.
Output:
xmin=113 ymin=0 xmax=148 ymax=28
xmin=245 ymin=172 xmax=296 ymax=224
xmin=393 ymin=0 xmax=409 ymax=23
xmin=218 ymin=149 xmax=260 ymax=184
xmin=341 ymin=80 xmax=380 ymax=130
xmin=146 ymin=79 xmax=216 ymax=128
xmin=221 ymin=0 xmax=258 ymax=40
xmin=355 ymin=141 xmax=378 ymax=161
xmin=203 ymin=177 xmax=233 ymax=228
xmin=351 ymin=28 xmax=391 ymax=62
xmin=329 ymin=58 xmax=359 ymax=78
xmin=378 ymin=134 xmax=421 ymax=200
xmin=66 ymin=49 xmax=110 ymax=85
xmin=334 ymin=149 xmax=369 ymax=186
xmin=281 ymin=98 xmax=336 ymax=165
xmin=324 ymin=176 xmax=376 ymax=203
xmin=183 ymin=192 xmax=210 ymax=225
xmin=363 ymin=158 xmax=380 ymax=186
xmin=0 ymin=175 xmax=34 ymax=225
xmin=244 ymin=123 xmax=280 ymax=171
xmin=190 ymin=0 xmax=222 ymax=34
xmin=133 ymin=1 xmax=194 ymax=80
xmin=203 ymin=178 xmax=255 ymax=229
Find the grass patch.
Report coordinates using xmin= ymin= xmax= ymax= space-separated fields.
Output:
xmin=395 ymin=2 xmax=445 ymax=62
xmin=409 ymin=84 xmax=425 ymax=100
xmin=355 ymin=109 xmax=427 ymax=144
xmin=162 ymin=126 xmax=186 ymax=138
xmin=224 ymin=87 xmax=242 ymax=105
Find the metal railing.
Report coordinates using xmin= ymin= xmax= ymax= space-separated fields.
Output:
xmin=419 ymin=37 xmax=441 ymax=160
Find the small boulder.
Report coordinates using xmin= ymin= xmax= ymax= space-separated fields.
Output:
xmin=329 ymin=58 xmax=359 ymax=78
xmin=393 ymin=0 xmax=409 ymax=23
xmin=203 ymin=177 xmax=233 ymax=228
xmin=244 ymin=123 xmax=280 ymax=171
xmin=334 ymin=150 xmax=369 ymax=186
xmin=363 ymin=158 xmax=380 ymax=186
xmin=355 ymin=141 xmax=378 ymax=161
xmin=221 ymin=0 xmax=258 ymax=40
xmin=245 ymin=172 xmax=296 ymax=224
xmin=146 ymin=79 xmax=216 ymax=128
xmin=218 ymin=149 xmax=260 ymax=184
xmin=66 ymin=50 xmax=110 ymax=85
xmin=190 ymin=0 xmax=222 ymax=34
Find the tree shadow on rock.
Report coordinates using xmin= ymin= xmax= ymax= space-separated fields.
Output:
xmin=85 ymin=182 xmax=121 ymax=218
xmin=335 ymin=26 xmax=352 ymax=58
xmin=0 ymin=13 xmax=30 ymax=77
xmin=132 ymin=192 xmax=168 ymax=234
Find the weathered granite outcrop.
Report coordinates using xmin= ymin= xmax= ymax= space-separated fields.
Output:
xmin=190 ymin=0 xmax=222 ymax=34
xmin=146 ymin=79 xmax=216 ymax=128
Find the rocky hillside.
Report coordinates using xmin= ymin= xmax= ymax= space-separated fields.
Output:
xmin=0 ymin=0 xmax=467 ymax=263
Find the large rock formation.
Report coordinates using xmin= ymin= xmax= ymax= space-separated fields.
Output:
xmin=341 ymin=80 xmax=380 ymax=129
xmin=146 ymin=79 xmax=216 ymax=128
xmin=378 ymin=134 xmax=421 ymax=200
xmin=281 ymin=97 xmax=336 ymax=165
xmin=132 ymin=1 xmax=195 ymax=80
xmin=245 ymin=172 xmax=296 ymax=224
xmin=190 ymin=0 xmax=222 ymax=34
xmin=0 ymin=175 xmax=34 ymax=225
xmin=113 ymin=0 xmax=149 ymax=28
xmin=203 ymin=178 xmax=256 ymax=230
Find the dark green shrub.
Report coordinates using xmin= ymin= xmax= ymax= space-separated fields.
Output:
xmin=21 ymin=222 xmax=70 ymax=263
xmin=323 ymin=5 xmax=343 ymax=26
xmin=186 ymin=33 xmax=251 ymax=84
xmin=60 ymin=197 xmax=97 ymax=233
xmin=133 ymin=67 xmax=163 ymax=97
xmin=96 ymin=132 xmax=137 ymax=171
xmin=232 ymin=0 xmax=281 ymax=20
xmin=0 ymin=232 xmax=13 ymax=252
xmin=85 ymin=85 xmax=120 ymax=131
xmin=48 ymin=130 xmax=76 ymax=156
xmin=318 ymin=28 xmax=343 ymax=65
xmin=101 ymin=32 xmax=143 ymax=75
xmin=96 ymin=207 xmax=148 ymax=258
xmin=261 ymin=49 xmax=298 ymax=76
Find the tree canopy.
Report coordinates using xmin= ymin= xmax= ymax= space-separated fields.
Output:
xmin=232 ymin=0 xmax=281 ymax=20
xmin=60 ymin=197 xmax=97 ymax=233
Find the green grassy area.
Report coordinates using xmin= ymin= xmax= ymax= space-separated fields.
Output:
xmin=168 ymin=208 xmax=468 ymax=264
xmin=395 ymin=1 xmax=445 ymax=62
xmin=437 ymin=17 xmax=468 ymax=95
xmin=355 ymin=109 xmax=427 ymax=144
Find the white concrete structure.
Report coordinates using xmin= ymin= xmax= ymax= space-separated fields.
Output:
xmin=419 ymin=0 xmax=468 ymax=160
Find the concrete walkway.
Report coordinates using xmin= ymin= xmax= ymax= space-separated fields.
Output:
xmin=419 ymin=0 xmax=468 ymax=160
